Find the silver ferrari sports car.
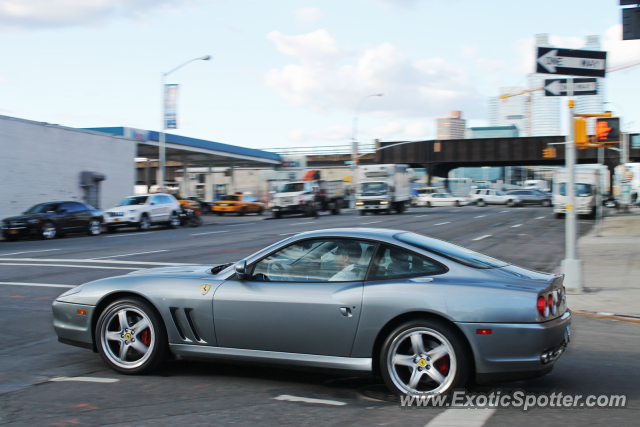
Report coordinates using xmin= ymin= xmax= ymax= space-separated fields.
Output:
xmin=53 ymin=228 xmax=571 ymax=396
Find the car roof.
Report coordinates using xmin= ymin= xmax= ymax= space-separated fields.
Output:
xmin=290 ymin=227 xmax=405 ymax=241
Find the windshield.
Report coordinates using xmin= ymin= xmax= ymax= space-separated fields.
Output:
xmin=496 ymin=191 xmax=506 ymax=196
xmin=394 ymin=232 xmax=509 ymax=269
xmin=417 ymin=189 xmax=435 ymax=194
xmin=558 ymin=183 xmax=592 ymax=197
xmin=118 ymin=196 xmax=148 ymax=206
xmin=360 ymin=182 xmax=388 ymax=195
xmin=221 ymin=195 xmax=240 ymax=201
xmin=25 ymin=203 xmax=60 ymax=214
xmin=280 ymin=183 xmax=305 ymax=193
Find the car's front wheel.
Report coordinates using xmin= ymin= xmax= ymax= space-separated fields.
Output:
xmin=138 ymin=215 xmax=151 ymax=231
xmin=168 ymin=211 xmax=180 ymax=229
xmin=41 ymin=221 xmax=57 ymax=239
xmin=477 ymin=199 xmax=486 ymax=207
xmin=506 ymin=199 xmax=515 ymax=207
xmin=380 ymin=319 xmax=469 ymax=397
xmin=542 ymin=199 xmax=552 ymax=207
xmin=96 ymin=297 xmax=168 ymax=375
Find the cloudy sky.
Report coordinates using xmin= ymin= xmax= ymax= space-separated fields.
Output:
xmin=0 ymin=0 xmax=638 ymax=149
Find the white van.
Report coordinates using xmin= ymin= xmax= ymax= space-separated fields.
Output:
xmin=552 ymin=169 xmax=599 ymax=218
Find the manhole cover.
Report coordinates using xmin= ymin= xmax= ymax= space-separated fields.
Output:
xmin=359 ymin=384 xmax=398 ymax=403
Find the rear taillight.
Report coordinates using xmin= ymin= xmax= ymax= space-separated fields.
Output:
xmin=537 ymin=296 xmax=549 ymax=318
xmin=548 ymin=294 xmax=556 ymax=315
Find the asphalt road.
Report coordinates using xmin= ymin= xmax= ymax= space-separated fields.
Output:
xmin=0 ymin=205 xmax=637 ymax=426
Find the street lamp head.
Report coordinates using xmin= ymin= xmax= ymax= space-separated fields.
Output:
xmin=201 ymin=55 xmax=212 ymax=61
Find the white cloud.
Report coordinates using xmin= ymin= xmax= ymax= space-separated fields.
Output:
xmin=0 ymin=0 xmax=210 ymax=31
xmin=512 ymin=34 xmax=585 ymax=75
xmin=266 ymin=30 xmax=483 ymax=118
xmin=602 ymin=24 xmax=640 ymax=68
xmin=295 ymin=7 xmax=321 ymax=24
xmin=288 ymin=125 xmax=351 ymax=143
xmin=289 ymin=121 xmax=430 ymax=143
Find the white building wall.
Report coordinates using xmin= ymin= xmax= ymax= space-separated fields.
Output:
xmin=0 ymin=115 xmax=136 ymax=219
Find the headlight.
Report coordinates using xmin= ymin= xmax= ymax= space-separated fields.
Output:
xmin=355 ymin=201 xmax=364 ymax=205
xmin=380 ymin=201 xmax=389 ymax=205
xmin=28 ymin=219 xmax=40 ymax=224
xmin=58 ymin=285 xmax=83 ymax=298
xmin=127 ymin=210 xmax=136 ymax=215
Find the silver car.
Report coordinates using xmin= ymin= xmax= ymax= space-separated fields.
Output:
xmin=52 ymin=228 xmax=571 ymax=396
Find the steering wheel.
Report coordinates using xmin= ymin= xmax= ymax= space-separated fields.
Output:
xmin=267 ymin=261 xmax=286 ymax=280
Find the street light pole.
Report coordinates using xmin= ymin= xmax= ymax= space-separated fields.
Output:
xmin=158 ymin=55 xmax=211 ymax=191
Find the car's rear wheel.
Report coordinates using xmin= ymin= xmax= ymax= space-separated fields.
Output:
xmin=477 ymin=199 xmax=486 ymax=207
xmin=88 ymin=219 xmax=101 ymax=236
xmin=542 ymin=199 xmax=552 ymax=207
xmin=96 ymin=297 xmax=168 ymax=375
xmin=426 ymin=201 xmax=431 ymax=208
xmin=507 ymin=199 xmax=515 ymax=207
xmin=455 ymin=200 xmax=460 ymax=207
xmin=168 ymin=211 xmax=180 ymax=229
xmin=138 ymin=215 xmax=151 ymax=231
xmin=240 ymin=207 xmax=247 ymax=216
xmin=380 ymin=319 xmax=469 ymax=397
xmin=41 ymin=221 xmax=57 ymax=239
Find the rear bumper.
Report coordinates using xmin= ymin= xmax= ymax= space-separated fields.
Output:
xmin=52 ymin=300 xmax=95 ymax=349
xmin=456 ymin=310 xmax=571 ymax=384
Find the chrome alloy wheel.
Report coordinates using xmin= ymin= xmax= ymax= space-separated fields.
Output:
xmin=139 ymin=216 xmax=151 ymax=231
xmin=89 ymin=220 xmax=101 ymax=235
xmin=100 ymin=306 xmax=155 ymax=370
xmin=387 ymin=327 xmax=457 ymax=395
xmin=170 ymin=212 xmax=180 ymax=227
xmin=42 ymin=222 xmax=56 ymax=239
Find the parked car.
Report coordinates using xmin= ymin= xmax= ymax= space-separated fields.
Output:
xmin=213 ymin=194 xmax=264 ymax=216
xmin=53 ymin=228 xmax=570 ymax=397
xmin=2 ymin=201 xmax=103 ymax=241
xmin=103 ymin=194 xmax=181 ymax=233
xmin=505 ymin=189 xmax=552 ymax=207
xmin=468 ymin=189 xmax=521 ymax=207
xmin=415 ymin=192 xmax=469 ymax=207
xmin=185 ymin=196 xmax=213 ymax=214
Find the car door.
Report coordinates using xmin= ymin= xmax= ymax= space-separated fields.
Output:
xmin=149 ymin=195 xmax=167 ymax=223
xmin=72 ymin=202 xmax=93 ymax=229
xmin=214 ymin=238 xmax=377 ymax=357
xmin=58 ymin=202 xmax=82 ymax=230
xmin=440 ymin=194 xmax=455 ymax=206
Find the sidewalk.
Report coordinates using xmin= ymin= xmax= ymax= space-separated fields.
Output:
xmin=561 ymin=211 xmax=640 ymax=320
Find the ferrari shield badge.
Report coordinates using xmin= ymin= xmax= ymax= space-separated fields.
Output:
xmin=201 ymin=284 xmax=211 ymax=296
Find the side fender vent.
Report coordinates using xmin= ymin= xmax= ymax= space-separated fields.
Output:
xmin=169 ymin=307 xmax=188 ymax=341
xmin=184 ymin=308 xmax=205 ymax=343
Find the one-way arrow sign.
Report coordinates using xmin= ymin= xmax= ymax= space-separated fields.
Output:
xmin=544 ymin=78 xmax=598 ymax=97
xmin=536 ymin=47 xmax=607 ymax=77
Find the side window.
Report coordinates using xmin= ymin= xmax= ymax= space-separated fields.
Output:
xmin=151 ymin=196 xmax=162 ymax=205
xmin=250 ymin=239 xmax=376 ymax=282
xmin=71 ymin=202 xmax=87 ymax=212
xmin=60 ymin=202 xmax=82 ymax=212
xmin=369 ymin=244 xmax=447 ymax=280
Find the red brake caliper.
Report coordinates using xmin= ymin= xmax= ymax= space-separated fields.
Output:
xmin=139 ymin=328 xmax=151 ymax=347
xmin=435 ymin=355 xmax=450 ymax=376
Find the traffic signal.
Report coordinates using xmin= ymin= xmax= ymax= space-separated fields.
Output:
xmin=595 ymin=117 xmax=620 ymax=143
xmin=543 ymin=147 xmax=556 ymax=158
xmin=574 ymin=119 xmax=588 ymax=147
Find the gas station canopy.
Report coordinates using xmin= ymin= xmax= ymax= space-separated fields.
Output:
xmin=86 ymin=127 xmax=281 ymax=168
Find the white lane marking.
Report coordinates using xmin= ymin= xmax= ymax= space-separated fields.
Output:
xmin=500 ymin=210 xmax=510 ymax=213
xmin=434 ymin=222 xmax=451 ymax=226
xmin=0 ymin=258 xmax=194 ymax=266
xmin=274 ymin=395 xmax=346 ymax=406
xmin=414 ymin=215 xmax=429 ymax=218
xmin=191 ymin=231 xmax=230 ymax=236
xmin=361 ymin=221 xmax=382 ymax=225
xmin=291 ymin=222 xmax=319 ymax=226
xmin=0 ymin=249 xmax=61 ymax=257
xmin=278 ymin=232 xmax=300 ymax=236
xmin=105 ymin=232 xmax=155 ymax=238
xmin=536 ymin=216 xmax=546 ymax=219
xmin=426 ymin=408 xmax=496 ymax=427
xmin=512 ymin=224 xmax=523 ymax=228
xmin=518 ymin=234 xmax=528 ymax=236
xmin=474 ymin=215 xmax=486 ymax=218
xmin=91 ymin=250 xmax=168 ymax=260
xmin=50 ymin=377 xmax=119 ymax=383
xmin=472 ymin=235 xmax=491 ymax=241
xmin=0 ymin=282 xmax=74 ymax=288
xmin=0 ymin=263 xmax=140 ymax=270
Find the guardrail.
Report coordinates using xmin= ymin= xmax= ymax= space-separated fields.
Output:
xmin=264 ymin=144 xmax=376 ymax=157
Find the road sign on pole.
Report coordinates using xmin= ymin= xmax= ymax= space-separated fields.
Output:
xmin=544 ymin=78 xmax=598 ymax=96
xmin=536 ymin=47 xmax=607 ymax=77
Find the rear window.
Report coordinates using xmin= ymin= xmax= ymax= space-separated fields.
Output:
xmin=394 ymin=232 xmax=509 ymax=269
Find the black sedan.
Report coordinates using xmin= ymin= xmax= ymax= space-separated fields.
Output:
xmin=505 ymin=189 xmax=552 ymax=207
xmin=2 ymin=201 xmax=104 ymax=241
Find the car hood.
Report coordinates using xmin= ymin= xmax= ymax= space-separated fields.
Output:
xmin=104 ymin=206 xmax=142 ymax=212
xmin=127 ymin=265 xmax=220 ymax=278
xmin=3 ymin=213 xmax=49 ymax=222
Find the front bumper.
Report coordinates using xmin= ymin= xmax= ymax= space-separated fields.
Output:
xmin=2 ymin=223 xmax=41 ymax=239
xmin=554 ymin=207 xmax=593 ymax=215
xmin=52 ymin=300 xmax=96 ymax=350
xmin=272 ymin=205 xmax=304 ymax=213
xmin=457 ymin=310 xmax=571 ymax=384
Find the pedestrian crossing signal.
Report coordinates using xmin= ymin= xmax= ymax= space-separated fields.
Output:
xmin=595 ymin=117 xmax=620 ymax=143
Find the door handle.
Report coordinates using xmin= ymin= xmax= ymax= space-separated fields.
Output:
xmin=409 ymin=277 xmax=434 ymax=283
xmin=340 ymin=307 xmax=352 ymax=317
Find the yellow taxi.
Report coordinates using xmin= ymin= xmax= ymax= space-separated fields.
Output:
xmin=212 ymin=194 xmax=264 ymax=216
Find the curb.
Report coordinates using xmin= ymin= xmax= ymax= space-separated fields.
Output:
xmin=573 ymin=310 xmax=640 ymax=324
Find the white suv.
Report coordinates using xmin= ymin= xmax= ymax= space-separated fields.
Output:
xmin=468 ymin=189 xmax=521 ymax=207
xmin=103 ymin=194 xmax=181 ymax=232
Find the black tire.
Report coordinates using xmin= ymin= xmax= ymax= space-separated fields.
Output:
xmin=477 ymin=199 xmax=486 ymax=207
xmin=359 ymin=210 xmax=366 ymax=216
xmin=542 ymin=199 xmax=552 ymax=207
xmin=87 ymin=219 xmax=102 ymax=236
xmin=188 ymin=216 xmax=203 ymax=227
xmin=41 ymin=221 xmax=57 ymax=240
xmin=95 ymin=297 xmax=168 ymax=375
xmin=455 ymin=200 xmax=460 ymax=207
xmin=5 ymin=234 xmax=18 ymax=242
xmin=240 ymin=207 xmax=246 ymax=216
xmin=274 ymin=211 xmax=282 ymax=219
xmin=216 ymin=211 xmax=223 ymax=216
xmin=380 ymin=318 xmax=470 ymax=397
xmin=426 ymin=202 xmax=431 ymax=208
xmin=506 ymin=199 xmax=515 ymax=207
xmin=257 ymin=207 xmax=264 ymax=216
xmin=554 ymin=212 xmax=564 ymax=219
xmin=331 ymin=202 xmax=340 ymax=215
xmin=137 ymin=214 xmax=151 ymax=231
xmin=168 ymin=211 xmax=180 ymax=229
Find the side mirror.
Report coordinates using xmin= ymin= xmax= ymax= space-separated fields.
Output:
xmin=235 ymin=260 xmax=248 ymax=280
